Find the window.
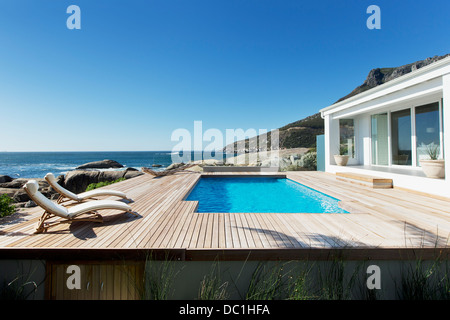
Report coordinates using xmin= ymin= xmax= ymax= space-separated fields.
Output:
xmin=369 ymin=101 xmax=444 ymax=168
xmin=339 ymin=119 xmax=355 ymax=158
xmin=415 ymin=102 xmax=441 ymax=165
xmin=391 ymin=109 xmax=412 ymax=165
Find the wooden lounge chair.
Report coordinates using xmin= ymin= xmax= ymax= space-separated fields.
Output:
xmin=24 ymin=180 xmax=138 ymax=233
xmin=45 ymin=173 xmax=132 ymax=204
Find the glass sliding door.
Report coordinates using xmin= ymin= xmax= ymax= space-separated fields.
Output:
xmin=415 ymin=102 xmax=441 ymax=165
xmin=371 ymin=113 xmax=388 ymax=165
xmin=391 ymin=109 xmax=412 ymax=165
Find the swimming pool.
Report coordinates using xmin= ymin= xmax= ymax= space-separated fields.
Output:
xmin=185 ymin=177 xmax=348 ymax=213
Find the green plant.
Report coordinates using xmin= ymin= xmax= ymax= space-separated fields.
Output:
xmin=0 ymin=263 xmax=42 ymax=300
xmin=85 ymin=178 xmax=126 ymax=192
xmin=397 ymin=257 xmax=450 ymax=300
xmin=0 ymin=194 xmax=16 ymax=218
xmin=198 ymin=261 xmax=230 ymax=300
xmin=315 ymin=258 xmax=361 ymax=300
xmin=141 ymin=252 xmax=182 ymax=300
xmin=424 ymin=143 xmax=440 ymax=160
xmin=245 ymin=262 xmax=288 ymax=300
xmin=336 ymin=144 xmax=348 ymax=156
xmin=0 ymin=275 xmax=38 ymax=300
xmin=285 ymin=263 xmax=314 ymax=300
xmin=299 ymin=152 xmax=317 ymax=170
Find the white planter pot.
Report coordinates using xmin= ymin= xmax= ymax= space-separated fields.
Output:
xmin=334 ymin=155 xmax=349 ymax=166
xmin=420 ymin=160 xmax=445 ymax=179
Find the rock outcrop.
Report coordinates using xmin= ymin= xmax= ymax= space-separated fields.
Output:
xmin=0 ymin=178 xmax=58 ymax=208
xmin=335 ymin=54 xmax=450 ymax=103
xmin=76 ymin=159 xmax=124 ymax=169
xmin=0 ymin=175 xmax=13 ymax=183
xmin=63 ymin=168 xmax=143 ymax=194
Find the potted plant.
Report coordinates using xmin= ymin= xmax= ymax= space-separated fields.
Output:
xmin=420 ymin=143 xmax=445 ymax=179
xmin=333 ymin=145 xmax=349 ymax=166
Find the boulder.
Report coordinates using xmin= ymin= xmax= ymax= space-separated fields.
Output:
xmin=64 ymin=168 xmax=143 ymax=194
xmin=260 ymin=157 xmax=291 ymax=170
xmin=123 ymin=169 xmax=143 ymax=180
xmin=0 ymin=178 xmax=55 ymax=203
xmin=0 ymin=178 xmax=50 ymax=189
xmin=203 ymin=159 xmax=223 ymax=166
xmin=0 ymin=179 xmax=28 ymax=189
xmin=185 ymin=165 xmax=203 ymax=172
xmin=12 ymin=186 xmax=53 ymax=203
xmin=0 ymin=175 xmax=13 ymax=183
xmin=0 ymin=188 xmax=17 ymax=198
xmin=13 ymin=200 xmax=37 ymax=208
xmin=64 ymin=170 xmax=101 ymax=194
xmin=12 ymin=189 xmax=31 ymax=202
xmin=24 ymin=200 xmax=37 ymax=208
xmin=289 ymin=154 xmax=301 ymax=164
xmin=76 ymin=159 xmax=124 ymax=169
xmin=166 ymin=163 xmax=185 ymax=170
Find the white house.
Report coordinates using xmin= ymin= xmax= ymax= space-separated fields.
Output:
xmin=320 ymin=56 xmax=450 ymax=198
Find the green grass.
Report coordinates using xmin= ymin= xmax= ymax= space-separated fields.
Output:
xmin=198 ymin=261 xmax=230 ymax=300
xmin=315 ymin=258 xmax=362 ymax=300
xmin=245 ymin=262 xmax=287 ymax=300
xmin=0 ymin=194 xmax=16 ymax=218
xmin=85 ymin=178 xmax=126 ymax=192
xmin=397 ymin=257 xmax=450 ymax=300
xmin=0 ymin=263 xmax=42 ymax=300
xmin=141 ymin=252 xmax=182 ymax=300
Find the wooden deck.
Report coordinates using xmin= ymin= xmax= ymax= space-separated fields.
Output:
xmin=0 ymin=171 xmax=449 ymax=261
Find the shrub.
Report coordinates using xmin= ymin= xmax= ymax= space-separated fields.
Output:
xmin=0 ymin=194 xmax=16 ymax=218
xmin=85 ymin=178 xmax=126 ymax=192
xmin=299 ymin=152 xmax=317 ymax=170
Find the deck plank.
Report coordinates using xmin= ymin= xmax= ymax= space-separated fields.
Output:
xmin=1 ymin=171 xmax=449 ymax=257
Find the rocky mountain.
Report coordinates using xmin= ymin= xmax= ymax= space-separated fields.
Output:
xmin=225 ymin=53 xmax=450 ymax=152
xmin=335 ymin=54 xmax=450 ymax=103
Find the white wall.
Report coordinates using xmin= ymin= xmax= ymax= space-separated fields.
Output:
xmin=324 ymin=114 xmax=339 ymax=171
xmin=442 ymin=74 xmax=450 ymax=190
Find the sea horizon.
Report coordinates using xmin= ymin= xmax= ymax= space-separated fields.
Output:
xmin=0 ymin=150 xmax=229 ymax=179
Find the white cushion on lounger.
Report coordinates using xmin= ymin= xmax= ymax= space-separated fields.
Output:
xmin=45 ymin=173 xmax=80 ymax=200
xmin=67 ymin=199 xmax=132 ymax=218
xmin=25 ymin=180 xmax=70 ymax=218
xmin=77 ymin=189 xmax=128 ymax=201
xmin=25 ymin=180 xmax=132 ymax=219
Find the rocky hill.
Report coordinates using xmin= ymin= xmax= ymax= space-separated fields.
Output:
xmin=224 ymin=53 xmax=450 ymax=152
xmin=224 ymin=112 xmax=324 ymax=153
xmin=335 ymin=54 xmax=450 ymax=103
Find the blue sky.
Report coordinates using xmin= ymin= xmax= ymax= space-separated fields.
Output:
xmin=1 ymin=0 xmax=450 ymax=151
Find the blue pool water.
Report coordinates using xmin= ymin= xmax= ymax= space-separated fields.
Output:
xmin=186 ymin=177 xmax=348 ymax=213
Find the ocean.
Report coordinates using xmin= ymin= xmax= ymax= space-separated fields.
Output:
xmin=0 ymin=151 xmax=226 ymax=179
